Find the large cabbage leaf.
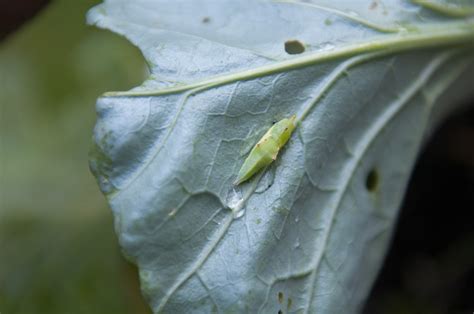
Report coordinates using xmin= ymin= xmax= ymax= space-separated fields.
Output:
xmin=87 ymin=1 xmax=474 ymax=313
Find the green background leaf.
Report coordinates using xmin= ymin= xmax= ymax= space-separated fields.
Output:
xmin=0 ymin=1 xmax=149 ymax=313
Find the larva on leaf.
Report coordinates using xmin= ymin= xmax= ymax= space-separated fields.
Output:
xmin=234 ymin=115 xmax=297 ymax=185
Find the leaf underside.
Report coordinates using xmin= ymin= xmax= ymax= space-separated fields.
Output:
xmin=87 ymin=1 xmax=474 ymax=313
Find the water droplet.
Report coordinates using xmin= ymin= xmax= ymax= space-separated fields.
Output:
xmin=168 ymin=207 xmax=178 ymax=217
xmin=233 ymin=208 xmax=245 ymax=219
xmin=318 ymin=42 xmax=335 ymax=52
xmin=227 ymin=189 xmax=246 ymax=219
xmin=294 ymin=238 xmax=301 ymax=248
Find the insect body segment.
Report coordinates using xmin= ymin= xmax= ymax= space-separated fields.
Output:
xmin=234 ymin=115 xmax=297 ymax=185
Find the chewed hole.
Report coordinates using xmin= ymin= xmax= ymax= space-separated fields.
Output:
xmin=366 ymin=168 xmax=379 ymax=192
xmin=278 ymin=292 xmax=284 ymax=303
xmin=284 ymin=40 xmax=305 ymax=54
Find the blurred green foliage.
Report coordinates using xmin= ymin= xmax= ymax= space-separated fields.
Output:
xmin=0 ymin=0 xmax=150 ymax=313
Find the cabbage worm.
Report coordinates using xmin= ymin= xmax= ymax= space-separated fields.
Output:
xmin=234 ymin=115 xmax=297 ymax=185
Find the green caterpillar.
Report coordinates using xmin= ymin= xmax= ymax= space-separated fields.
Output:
xmin=234 ymin=115 xmax=297 ymax=185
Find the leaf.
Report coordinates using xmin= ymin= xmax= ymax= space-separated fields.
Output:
xmin=87 ymin=1 xmax=474 ymax=313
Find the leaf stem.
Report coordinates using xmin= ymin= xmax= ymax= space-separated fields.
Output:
xmin=104 ymin=21 xmax=474 ymax=98
xmin=412 ymin=0 xmax=474 ymax=17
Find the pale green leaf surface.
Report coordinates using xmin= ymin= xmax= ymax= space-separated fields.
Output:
xmin=87 ymin=1 xmax=474 ymax=313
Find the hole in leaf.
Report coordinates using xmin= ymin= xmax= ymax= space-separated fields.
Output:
xmin=366 ymin=168 xmax=379 ymax=192
xmin=284 ymin=40 xmax=305 ymax=54
xmin=278 ymin=292 xmax=284 ymax=303
xmin=278 ymin=311 xmax=283 ymax=314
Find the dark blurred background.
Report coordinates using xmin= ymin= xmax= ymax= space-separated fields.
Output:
xmin=0 ymin=1 xmax=473 ymax=314
xmin=364 ymin=108 xmax=474 ymax=314
xmin=1 ymin=0 xmax=149 ymax=313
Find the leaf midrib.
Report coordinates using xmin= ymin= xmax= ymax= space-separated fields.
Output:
xmin=104 ymin=21 xmax=474 ymax=98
